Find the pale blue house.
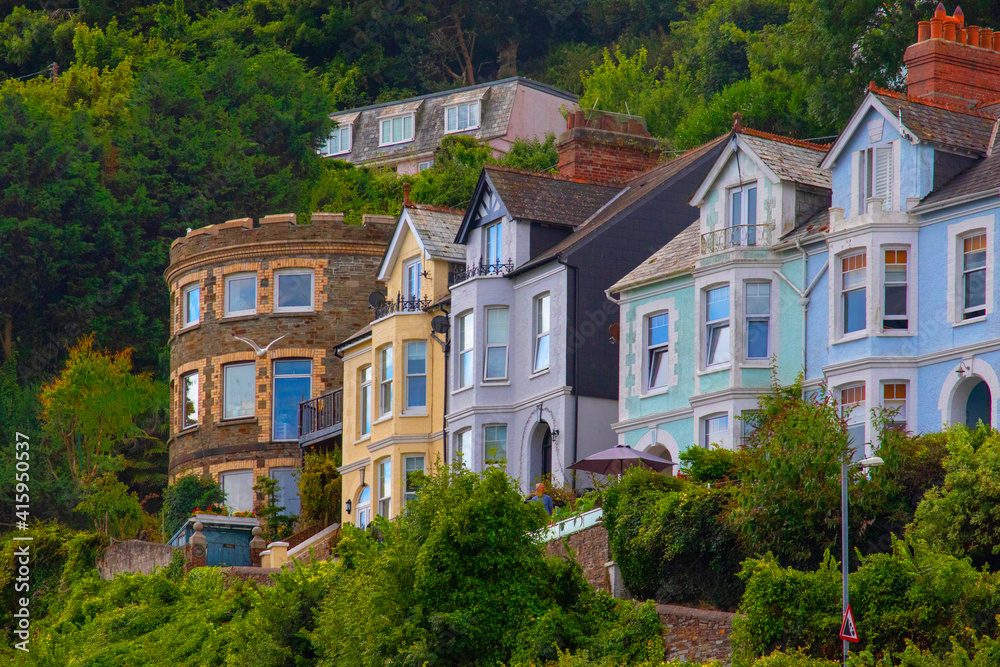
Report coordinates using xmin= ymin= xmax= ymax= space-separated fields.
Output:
xmin=609 ymin=127 xmax=831 ymax=459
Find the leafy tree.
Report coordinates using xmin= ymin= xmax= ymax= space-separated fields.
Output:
xmin=74 ymin=472 xmax=148 ymax=539
xmin=298 ymin=450 xmax=342 ymax=528
xmin=38 ymin=335 xmax=165 ymax=486
xmin=161 ymin=473 xmax=225 ymax=537
xmin=254 ymin=475 xmax=296 ymax=542
xmin=906 ymin=424 xmax=1000 ymax=569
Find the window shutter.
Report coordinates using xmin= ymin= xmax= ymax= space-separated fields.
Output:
xmin=874 ymin=147 xmax=892 ymax=210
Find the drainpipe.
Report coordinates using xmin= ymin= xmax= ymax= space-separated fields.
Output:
xmin=441 ymin=306 xmax=450 ymax=465
xmin=796 ymin=239 xmax=809 ymax=378
xmin=558 ymin=258 xmax=580 ymax=491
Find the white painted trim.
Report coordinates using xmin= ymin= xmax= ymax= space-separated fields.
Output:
xmin=690 ymin=135 xmax=780 ymax=207
xmin=946 ymin=215 xmax=994 ymax=324
xmin=821 ymin=94 xmax=918 ymax=169
xmin=633 ymin=428 xmax=679 ymax=463
xmin=377 ymin=210 xmax=427 ymax=281
xmin=937 ymin=357 xmax=1000 ymax=428
xmin=633 ymin=297 xmax=679 ymax=397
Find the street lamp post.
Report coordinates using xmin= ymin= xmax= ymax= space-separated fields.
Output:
xmin=841 ymin=455 xmax=883 ymax=666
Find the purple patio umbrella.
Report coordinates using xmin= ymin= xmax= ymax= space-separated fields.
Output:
xmin=567 ymin=444 xmax=677 ymax=476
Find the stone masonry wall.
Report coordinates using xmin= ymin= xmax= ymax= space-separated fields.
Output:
xmin=98 ymin=540 xmax=178 ymax=580
xmin=658 ymin=604 xmax=735 ymax=666
xmin=544 ymin=523 xmax=611 ymax=593
xmin=165 ymin=213 xmax=394 ymax=485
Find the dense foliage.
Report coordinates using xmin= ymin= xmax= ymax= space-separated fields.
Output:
xmin=298 ymin=451 xmax=343 ymax=528
xmin=161 ymin=473 xmax=226 ymax=537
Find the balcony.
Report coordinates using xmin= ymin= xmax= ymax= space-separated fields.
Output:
xmin=374 ymin=294 xmax=431 ymax=320
xmin=299 ymin=388 xmax=342 ymax=448
xmin=449 ymin=260 xmax=514 ymax=284
xmin=700 ymin=224 xmax=772 ymax=254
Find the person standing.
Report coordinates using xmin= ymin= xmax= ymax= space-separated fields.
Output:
xmin=528 ymin=482 xmax=554 ymax=516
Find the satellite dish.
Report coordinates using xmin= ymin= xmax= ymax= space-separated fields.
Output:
xmin=431 ymin=315 xmax=450 ymax=334
xmin=368 ymin=291 xmax=386 ymax=308
xmin=609 ymin=322 xmax=620 ymax=343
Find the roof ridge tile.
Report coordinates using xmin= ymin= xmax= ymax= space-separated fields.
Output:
xmin=736 ymin=127 xmax=831 ymax=151
xmin=868 ymin=82 xmax=997 ymax=119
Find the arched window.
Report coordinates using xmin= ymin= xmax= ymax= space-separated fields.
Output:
xmin=356 ymin=486 xmax=371 ymax=529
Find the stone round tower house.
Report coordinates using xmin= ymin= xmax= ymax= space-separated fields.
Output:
xmin=165 ymin=212 xmax=393 ymax=513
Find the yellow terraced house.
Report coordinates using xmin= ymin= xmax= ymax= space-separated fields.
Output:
xmin=337 ymin=204 xmax=465 ymax=527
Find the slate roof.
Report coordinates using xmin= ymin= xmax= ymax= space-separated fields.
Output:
xmin=513 ymin=134 xmax=730 ymax=275
xmin=484 ymin=166 xmax=622 ymax=227
xmin=406 ymin=206 xmax=465 ymax=262
xmin=871 ymin=89 xmax=997 ymax=155
xmin=336 ymin=322 xmax=373 ymax=352
xmin=737 ymin=128 xmax=831 ymax=189
xmin=610 ymin=220 xmax=701 ymax=293
xmin=327 ymin=77 xmax=577 ymax=167
xmin=780 ymin=209 xmax=830 ymax=243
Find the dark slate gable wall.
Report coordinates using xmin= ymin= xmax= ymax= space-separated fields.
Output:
xmin=530 ymin=224 xmax=574 ymax=259
xmin=565 ymin=152 xmax=721 ymax=400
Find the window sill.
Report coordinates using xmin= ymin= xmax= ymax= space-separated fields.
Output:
xmin=697 ymin=365 xmax=730 ymax=377
xmin=401 ymin=410 xmax=428 ymax=418
xmin=322 ymin=151 xmax=351 ymax=158
xmin=877 ymin=330 xmax=915 ymax=337
xmin=269 ymin=310 xmax=316 ymax=317
xmin=833 ymin=331 xmax=868 ymax=344
xmin=482 ymin=378 xmax=510 ymax=385
xmin=373 ymin=414 xmax=393 ymax=425
xmin=353 ymin=435 xmax=371 ymax=445
xmin=218 ymin=416 xmax=257 ymax=426
xmin=529 ymin=368 xmax=550 ymax=380
xmin=176 ymin=425 xmax=200 ymax=436
xmin=177 ymin=323 xmax=201 ymax=334
xmin=451 ymin=385 xmax=474 ymax=397
xmin=378 ymin=139 xmax=415 ymax=148
xmin=739 ymin=360 xmax=771 ymax=368
xmin=953 ymin=315 xmax=988 ymax=328
xmin=641 ymin=386 xmax=669 ymax=398
xmin=443 ymin=126 xmax=480 ymax=135
xmin=221 ymin=313 xmax=258 ymax=322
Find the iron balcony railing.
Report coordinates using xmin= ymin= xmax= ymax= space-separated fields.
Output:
xmin=374 ymin=294 xmax=431 ymax=320
xmin=299 ymin=388 xmax=343 ymax=440
xmin=449 ymin=260 xmax=514 ymax=284
xmin=700 ymin=224 xmax=772 ymax=254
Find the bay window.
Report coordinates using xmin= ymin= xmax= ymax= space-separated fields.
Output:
xmin=705 ymin=286 xmax=730 ymax=366
xmin=405 ymin=341 xmax=427 ymax=410
xmin=484 ymin=424 xmax=507 ymax=464
xmin=963 ymin=232 xmax=987 ymax=320
xmin=485 ymin=307 xmax=509 ymax=380
xmin=745 ymin=282 xmax=770 ymax=358
xmin=533 ymin=294 xmax=550 ymax=373
xmin=377 ymin=458 xmax=391 ymax=517
xmin=457 ymin=313 xmax=473 ymax=388
xmin=883 ymin=249 xmax=908 ymax=330
xmin=842 ymin=252 xmax=867 ymax=334
xmin=360 ymin=365 xmax=372 ymax=437
xmin=646 ymin=312 xmax=669 ymax=390
xmin=379 ymin=347 xmax=393 ymax=417
xmin=404 ymin=455 xmax=425 ymax=505
xmin=882 ymin=382 xmax=907 ymax=431
xmin=841 ymin=384 xmax=867 ymax=457
xmin=703 ymin=414 xmax=728 ymax=448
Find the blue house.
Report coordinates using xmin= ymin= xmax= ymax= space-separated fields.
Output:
xmin=612 ymin=8 xmax=1000 ymax=463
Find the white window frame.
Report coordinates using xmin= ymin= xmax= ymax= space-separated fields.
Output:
xmin=705 ymin=285 xmax=730 ymax=367
xmin=182 ymin=283 xmax=200 ymax=328
xmin=222 ymin=362 xmax=255 ymax=420
xmin=453 ymin=428 xmax=471 ymax=468
xmin=404 ymin=257 xmax=422 ymax=301
xmin=533 ymin=294 xmax=550 ymax=373
xmin=225 ymin=272 xmax=257 ymax=317
xmin=377 ymin=458 xmax=391 ymax=517
xmin=728 ymin=183 xmax=758 ymax=246
xmin=882 ymin=381 xmax=907 ymax=431
xmin=456 ymin=312 xmax=474 ymax=388
xmin=221 ymin=469 xmax=254 ymax=514
xmin=841 ymin=383 xmax=867 ymax=458
xmin=404 ymin=341 xmax=427 ymax=412
xmin=418 ymin=160 xmax=434 ymax=171
xmin=855 ymin=145 xmax=893 ymax=213
xmin=882 ymin=247 xmax=909 ymax=331
xmin=444 ymin=101 xmax=481 ymax=134
xmin=646 ymin=312 xmax=670 ymax=390
xmin=745 ymin=282 xmax=770 ymax=359
xmin=841 ymin=251 xmax=867 ymax=336
xmin=269 ymin=466 xmax=301 ymax=516
xmin=484 ymin=221 xmax=502 ymax=268
xmin=379 ymin=346 xmax=393 ymax=418
xmin=484 ymin=307 xmax=509 ymax=381
xmin=702 ymin=413 xmax=728 ymax=448
xmin=181 ymin=371 xmax=199 ymax=429
xmin=379 ymin=113 xmax=415 ymax=147
xmin=403 ymin=455 xmax=425 ymax=505
xmin=946 ymin=217 xmax=994 ymax=324
xmin=324 ymin=124 xmax=352 ymax=156
xmin=484 ymin=424 xmax=507 ymax=464
xmin=356 ymin=486 xmax=371 ymax=529
xmin=359 ymin=365 xmax=372 ymax=438
xmin=962 ymin=232 xmax=987 ymax=321
xmin=274 ymin=268 xmax=315 ymax=313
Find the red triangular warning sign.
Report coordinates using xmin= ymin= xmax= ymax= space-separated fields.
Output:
xmin=840 ymin=605 xmax=859 ymax=643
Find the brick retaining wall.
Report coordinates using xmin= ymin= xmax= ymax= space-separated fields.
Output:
xmin=658 ymin=604 xmax=735 ymax=666
xmin=544 ymin=523 xmax=611 ymax=593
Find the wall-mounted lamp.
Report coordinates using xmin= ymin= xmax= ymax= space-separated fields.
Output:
xmin=551 ymin=429 xmax=560 ymax=443
xmin=345 ymin=499 xmax=352 ymax=514
xmin=957 ymin=362 xmax=972 ymax=377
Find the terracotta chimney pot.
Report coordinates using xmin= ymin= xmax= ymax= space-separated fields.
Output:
xmin=982 ymin=28 xmax=994 ymax=48
xmin=953 ymin=5 xmax=964 ymax=27
xmin=993 ymin=31 xmax=1000 ymax=50
xmin=930 ymin=18 xmax=943 ymax=39
xmin=967 ymin=25 xmax=979 ymax=45
xmin=958 ymin=28 xmax=967 ymax=44
xmin=918 ymin=21 xmax=931 ymax=41
xmin=944 ymin=22 xmax=956 ymax=41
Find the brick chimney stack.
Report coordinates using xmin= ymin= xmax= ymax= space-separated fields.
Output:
xmin=556 ymin=109 xmax=661 ymax=186
xmin=904 ymin=3 xmax=1000 ymax=107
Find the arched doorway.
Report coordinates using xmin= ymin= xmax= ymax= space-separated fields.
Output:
xmin=529 ymin=422 xmax=553 ymax=484
xmin=646 ymin=444 xmax=674 ymax=475
xmin=967 ymin=380 xmax=992 ymax=429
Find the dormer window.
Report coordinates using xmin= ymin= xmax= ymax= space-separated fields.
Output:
xmin=728 ymin=184 xmax=758 ymax=246
xmin=324 ymin=124 xmax=352 ymax=156
xmin=380 ymin=114 xmax=414 ymax=146
xmin=856 ymin=146 xmax=893 ymax=213
xmin=445 ymin=102 xmax=480 ymax=133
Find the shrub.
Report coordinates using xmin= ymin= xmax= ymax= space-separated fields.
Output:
xmin=298 ymin=451 xmax=342 ymax=528
xmin=679 ymin=445 xmax=739 ymax=483
xmin=161 ymin=474 xmax=225 ymax=537
xmin=603 ymin=467 xmax=744 ymax=609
